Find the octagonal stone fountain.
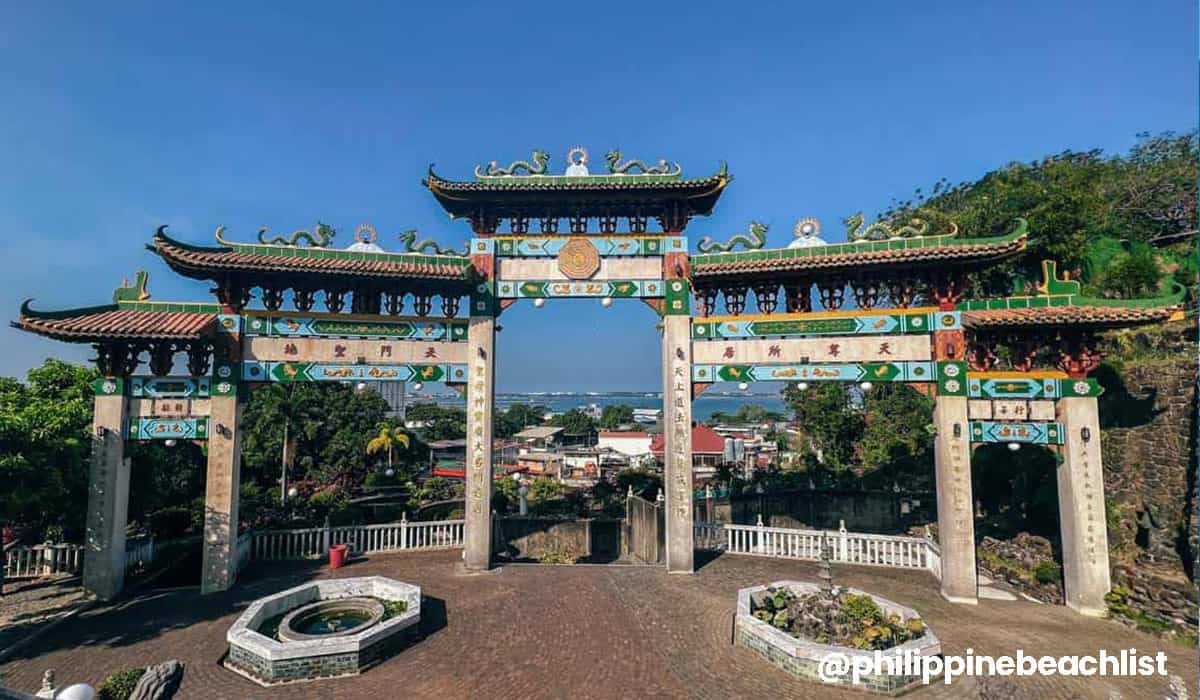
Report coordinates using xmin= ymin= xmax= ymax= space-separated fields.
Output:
xmin=735 ymin=580 xmax=941 ymax=694
xmin=226 ymin=576 xmax=420 ymax=685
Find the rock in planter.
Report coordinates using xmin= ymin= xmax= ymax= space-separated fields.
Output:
xmin=129 ymin=660 xmax=184 ymax=700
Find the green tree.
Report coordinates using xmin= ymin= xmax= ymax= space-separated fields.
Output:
xmin=0 ymin=360 xmax=97 ymax=536
xmin=240 ymin=383 xmax=390 ymax=494
xmin=858 ymin=385 xmax=935 ymax=488
xmin=598 ymin=404 xmax=634 ymax=430
xmin=710 ymin=404 xmax=785 ymax=425
xmin=528 ymin=475 xmax=562 ymax=503
xmin=494 ymin=403 xmax=546 ymax=438
xmin=883 ymin=131 xmax=1197 ymax=301
xmin=366 ymin=422 xmax=411 ymax=472
xmin=782 ymin=383 xmax=863 ymax=471
xmin=549 ymin=408 xmax=596 ymax=437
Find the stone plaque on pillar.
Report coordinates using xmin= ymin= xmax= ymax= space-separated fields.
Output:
xmin=201 ymin=393 xmax=243 ymax=594
xmin=83 ymin=393 xmax=130 ymax=601
xmin=1057 ymin=397 xmax=1111 ymax=616
xmin=933 ymin=395 xmax=977 ymax=604
xmin=662 ymin=315 xmax=694 ymax=573
xmin=463 ymin=316 xmax=496 ymax=571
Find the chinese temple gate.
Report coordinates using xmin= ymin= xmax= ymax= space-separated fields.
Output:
xmin=14 ymin=147 xmax=1185 ymax=618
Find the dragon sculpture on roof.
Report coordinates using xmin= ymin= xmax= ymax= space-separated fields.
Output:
xmin=604 ymin=149 xmax=682 ymax=176
xmin=475 ymin=150 xmax=550 ymax=177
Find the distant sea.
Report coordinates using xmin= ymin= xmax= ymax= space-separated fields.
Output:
xmin=412 ymin=392 xmax=787 ymax=421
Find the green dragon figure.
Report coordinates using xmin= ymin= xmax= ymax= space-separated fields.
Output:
xmin=257 ymin=222 xmax=336 ymax=247
xmin=398 ymin=229 xmax=468 ymax=256
xmin=843 ymin=213 xmax=929 ymax=241
xmin=605 ymin=149 xmax=682 ymax=176
xmin=696 ymin=221 xmax=769 ymax=253
xmin=475 ymin=150 xmax=550 ymax=177
xmin=112 ymin=270 xmax=151 ymax=303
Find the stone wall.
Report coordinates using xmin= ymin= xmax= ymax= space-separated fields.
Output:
xmin=1096 ymin=322 xmax=1197 ymax=636
xmin=1099 ymin=322 xmax=1197 ymax=575
xmin=699 ymin=489 xmax=937 ymax=534
xmin=492 ymin=518 xmax=614 ymax=562
xmin=1111 ymin=563 xmax=1200 ymax=635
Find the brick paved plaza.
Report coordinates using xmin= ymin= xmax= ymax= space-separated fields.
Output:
xmin=2 ymin=550 xmax=1195 ymax=699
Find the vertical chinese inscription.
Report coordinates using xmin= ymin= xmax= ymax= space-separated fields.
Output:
xmin=662 ymin=315 xmax=694 ymax=573
xmin=463 ymin=316 xmax=496 ymax=571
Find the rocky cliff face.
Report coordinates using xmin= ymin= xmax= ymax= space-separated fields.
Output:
xmin=1099 ymin=322 xmax=1197 ymax=575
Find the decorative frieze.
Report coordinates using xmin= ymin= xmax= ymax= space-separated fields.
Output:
xmin=969 ymin=421 xmax=1064 ymax=445
xmin=240 ymin=361 xmax=467 ymax=384
xmin=692 ymin=310 xmax=957 ymax=339
xmin=693 ymin=361 xmax=935 ymax=384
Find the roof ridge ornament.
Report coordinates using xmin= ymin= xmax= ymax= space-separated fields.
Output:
xmin=113 ymin=270 xmax=151 ymax=303
xmin=696 ymin=221 xmax=769 ymax=253
xmin=397 ymin=229 xmax=469 ymax=257
xmin=255 ymin=222 xmax=336 ymax=248
xmin=787 ymin=218 xmax=827 ymax=249
xmin=474 ymin=150 xmax=551 ymax=178
xmin=565 ymin=147 xmax=589 ymax=176
xmin=605 ymin=149 xmax=681 ymax=176
xmin=844 ymin=212 xmax=940 ymax=241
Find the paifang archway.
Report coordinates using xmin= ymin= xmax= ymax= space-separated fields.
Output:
xmin=14 ymin=147 xmax=1185 ymax=617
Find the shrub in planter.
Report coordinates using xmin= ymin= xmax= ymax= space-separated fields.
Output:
xmin=1033 ymin=560 xmax=1061 ymax=584
xmin=96 ymin=667 xmax=145 ymax=700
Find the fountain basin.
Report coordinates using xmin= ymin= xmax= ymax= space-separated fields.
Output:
xmin=277 ymin=597 xmax=385 ymax=642
xmin=226 ymin=577 xmax=420 ymax=685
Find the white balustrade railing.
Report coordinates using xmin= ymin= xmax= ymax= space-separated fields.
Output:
xmin=693 ymin=521 xmax=725 ymax=552
xmin=694 ymin=521 xmax=942 ymax=577
xmin=5 ymin=543 xmax=84 ymax=579
xmin=250 ymin=518 xmax=465 ymax=562
xmin=124 ymin=536 xmax=156 ymax=571
xmin=236 ymin=531 xmax=254 ymax=573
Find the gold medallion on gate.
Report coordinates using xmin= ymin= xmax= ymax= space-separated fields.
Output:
xmin=557 ymin=237 xmax=601 ymax=280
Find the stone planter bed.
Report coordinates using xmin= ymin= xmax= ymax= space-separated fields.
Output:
xmin=735 ymin=580 xmax=941 ymax=694
xmin=225 ymin=576 xmax=420 ymax=685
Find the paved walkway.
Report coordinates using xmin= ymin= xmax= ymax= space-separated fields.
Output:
xmin=0 ymin=551 xmax=1195 ymax=699
xmin=0 ymin=576 xmax=92 ymax=656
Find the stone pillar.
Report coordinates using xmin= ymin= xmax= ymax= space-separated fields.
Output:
xmin=463 ymin=316 xmax=496 ymax=571
xmin=662 ymin=313 xmax=694 ymax=573
xmin=933 ymin=395 xmax=977 ymax=604
xmin=83 ymin=388 xmax=130 ymax=601
xmin=1057 ymin=396 xmax=1110 ymax=616
xmin=201 ymin=392 xmax=242 ymax=593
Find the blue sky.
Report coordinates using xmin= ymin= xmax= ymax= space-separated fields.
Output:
xmin=1 ymin=2 xmax=1195 ymax=391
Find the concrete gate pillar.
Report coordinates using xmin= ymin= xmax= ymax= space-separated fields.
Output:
xmin=201 ymin=391 xmax=243 ymax=593
xmin=661 ymin=313 xmax=694 ymax=573
xmin=933 ymin=395 xmax=977 ymax=604
xmin=1057 ymin=396 xmax=1110 ymax=616
xmin=83 ymin=389 xmax=131 ymax=601
xmin=463 ymin=316 xmax=496 ymax=571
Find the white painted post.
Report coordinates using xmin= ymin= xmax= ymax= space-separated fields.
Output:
xmin=838 ymin=519 xmax=848 ymax=561
xmin=755 ymin=514 xmax=764 ymax=554
xmin=322 ymin=515 xmax=331 ymax=555
xmin=400 ymin=512 xmax=409 ymax=551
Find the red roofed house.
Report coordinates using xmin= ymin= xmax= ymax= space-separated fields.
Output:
xmin=650 ymin=423 xmax=728 ymax=483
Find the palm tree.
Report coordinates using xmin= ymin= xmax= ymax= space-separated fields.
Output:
xmin=257 ymin=384 xmax=323 ymax=505
xmin=366 ymin=422 xmax=410 ymax=474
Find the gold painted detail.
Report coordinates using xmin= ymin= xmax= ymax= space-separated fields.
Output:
xmin=557 ymin=238 xmax=601 ymax=280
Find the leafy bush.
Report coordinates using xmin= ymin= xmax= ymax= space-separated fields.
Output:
xmin=752 ymin=587 xmax=924 ymax=651
xmin=382 ymin=599 xmax=408 ymax=619
xmin=96 ymin=667 xmax=145 ymax=700
xmin=1033 ymin=560 xmax=1062 ymax=584
xmin=837 ymin=592 xmax=883 ymax=633
xmin=148 ymin=506 xmax=193 ymax=540
xmin=537 ymin=538 xmax=581 ymax=565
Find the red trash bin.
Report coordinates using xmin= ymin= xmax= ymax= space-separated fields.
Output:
xmin=329 ymin=543 xmax=349 ymax=569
